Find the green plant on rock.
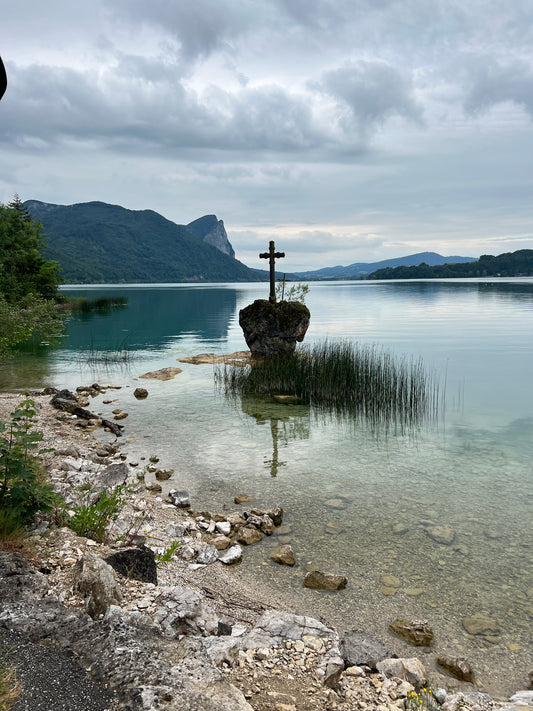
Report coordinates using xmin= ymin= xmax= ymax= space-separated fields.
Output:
xmin=0 ymin=398 xmax=58 ymax=537
xmin=275 ymin=280 xmax=309 ymax=304
xmin=156 ymin=540 xmax=180 ymax=566
xmin=68 ymin=485 xmax=125 ymax=543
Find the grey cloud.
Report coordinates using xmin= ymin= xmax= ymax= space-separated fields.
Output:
xmin=462 ymin=56 xmax=533 ymax=118
xmin=316 ymin=61 xmax=423 ymax=132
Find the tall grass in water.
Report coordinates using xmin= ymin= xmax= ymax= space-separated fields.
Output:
xmin=216 ymin=340 xmax=439 ymax=431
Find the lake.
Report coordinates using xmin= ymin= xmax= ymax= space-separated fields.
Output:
xmin=1 ymin=278 xmax=532 ymax=697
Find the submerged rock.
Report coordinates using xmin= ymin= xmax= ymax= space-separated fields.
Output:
xmin=437 ymin=655 xmax=475 ymax=682
xmin=390 ymin=618 xmax=434 ymax=647
xmin=270 ymin=545 xmax=296 ymax=566
xmin=139 ymin=367 xmax=182 ymax=381
xmin=303 ymin=570 xmax=347 ymax=590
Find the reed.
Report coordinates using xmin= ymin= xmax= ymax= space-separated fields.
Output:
xmin=216 ymin=340 xmax=439 ymax=431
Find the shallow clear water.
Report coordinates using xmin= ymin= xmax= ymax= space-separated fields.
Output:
xmin=2 ymin=279 xmax=532 ymax=696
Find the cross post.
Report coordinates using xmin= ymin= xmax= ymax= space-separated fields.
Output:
xmin=259 ymin=240 xmax=285 ymax=303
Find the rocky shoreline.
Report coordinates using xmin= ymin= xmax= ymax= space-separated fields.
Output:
xmin=0 ymin=388 xmax=532 ymax=711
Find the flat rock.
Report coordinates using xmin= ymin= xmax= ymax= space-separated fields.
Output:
xmin=270 ymin=545 xmax=296 ymax=566
xmin=303 ymin=570 xmax=347 ymax=590
xmin=218 ymin=545 xmax=243 ymax=565
xmin=178 ymin=351 xmax=250 ymax=365
xmin=234 ymin=494 xmax=257 ymax=504
xmin=139 ymin=367 xmax=183 ymax=381
xmin=461 ymin=613 xmax=500 ymax=636
xmin=390 ymin=618 xmax=434 ymax=646
xmin=437 ymin=655 xmax=475 ymax=682
xmin=340 ymin=630 xmax=392 ymax=669
xmin=425 ymin=524 xmax=455 ymax=545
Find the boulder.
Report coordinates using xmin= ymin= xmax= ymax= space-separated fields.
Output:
xmin=303 ymin=570 xmax=347 ymax=590
xmin=168 ymin=489 xmax=191 ymax=508
xmin=133 ymin=387 xmax=148 ymax=399
xmin=437 ymin=655 xmax=475 ymax=682
xmin=340 ymin=631 xmax=393 ymax=669
xmin=73 ymin=552 xmax=122 ymax=619
xmin=218 ymin=546 xmax=243 ymax=565
xmin=105 ymin=546 xmax=157 ymax=584
xmin=239 ymin=299 xmax=310 ymax=358
xmin=0 ymin=552 xmax=49 ymax=602
xmin=236 ymin=525 xmax=263 ymax=546
xmin=270 ymin=545 xmax=296 ymax=566
xmin=154 ymin=585 xmax=219 ymax=637
xmin=376 ymin=658 xmax=427 ymax=688
xmin=389 ymin=618 xmax=434 ymax=646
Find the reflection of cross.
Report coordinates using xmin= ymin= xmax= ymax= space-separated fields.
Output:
xmin=259 ymin=240 xmax=285 ymax=303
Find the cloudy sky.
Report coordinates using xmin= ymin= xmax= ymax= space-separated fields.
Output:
xmin=1 ymin=1 xmax=533 ymax=271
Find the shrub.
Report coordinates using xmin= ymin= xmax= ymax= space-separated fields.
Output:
xmin=68 ymin=485 xmax=125 ymax=543
xmin=0 ymin=398 xmax=57 ymax=536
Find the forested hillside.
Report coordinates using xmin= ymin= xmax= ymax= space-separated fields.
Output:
xmin=25 ymin=200 xmax=265 ymax=283
xmin=367 ymin=250 xmax=533 ymax=279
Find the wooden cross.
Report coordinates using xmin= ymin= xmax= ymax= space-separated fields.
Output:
xmin=259 ymin=240 xmax=285 ymax=303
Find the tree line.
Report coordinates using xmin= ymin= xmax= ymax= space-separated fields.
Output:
xmin=0 ymin=195 xmax=63 ymax=357
xmin=366 ymin=250 xmax=533 ymax=280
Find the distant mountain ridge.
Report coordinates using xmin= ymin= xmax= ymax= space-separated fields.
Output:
xmin=295 ymin=252 xmax=476 ymax=280
xmin=25 ymin=200 xmax=264 ymax=284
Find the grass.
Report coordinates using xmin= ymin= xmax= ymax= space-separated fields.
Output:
xmin=216 ymin=340 xmax=440 ymax=432
xmin=0 ymin=655 xmax=21 ymax=711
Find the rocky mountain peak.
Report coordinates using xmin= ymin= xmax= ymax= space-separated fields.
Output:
xmin=186 ymin=215 xmax=235 ymax=259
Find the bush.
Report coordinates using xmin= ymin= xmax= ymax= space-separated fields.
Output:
xmin=0 ymin=398 xmax=57 ymax=536
xmin=68 ymin=486 xmax=125 ymax=543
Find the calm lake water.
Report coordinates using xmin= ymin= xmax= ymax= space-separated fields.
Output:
xmin=2 ymin=279 xmax=532 ymax=697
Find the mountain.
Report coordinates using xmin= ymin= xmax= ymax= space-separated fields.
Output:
xmin=367 ymin=249 xmax=533 ymax=279
xmin=295 ymin=252 xmax=476 ymax=280
xmin=25 ymin=200 xmax=265 ymax=284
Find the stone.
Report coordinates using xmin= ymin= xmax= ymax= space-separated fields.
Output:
xmin=376 ymin=657 xmax=427 ymax=688
xmin=324 ymin=498 xmax=346 ymax=509
xmin=145 ymin=481 xmax=162 ymax=493
xmin=425 ymin=524 xmax=455 ymax=545
xmin=218 ymin=545 xmax=243 ymax=565
xmin=105 ymin=546 xmax=158 ymax=584
xmin=236 ymin=525 xmax=263 ymax=546
xmin=392 ymin=523 xmax=408 ymax=535
xmin=0 ymin=552 xmax=49 ymax=602
xmin=114 ymin=411 xmax=128 ymax=420
xmin=99 ymin=462 xmax=129 ymax=491
xmin=154 ymin=585 xmax=219 ymax=637
xmin=234 ymin=494 xmax=257 ymax=504
xmin=437 ymin=655 xmax=475 ymax=682
xmin=239 ymin=299 xmax=310 ymax=358
xmin=390 ymin=618 xmax=434 ymax=646
xmin=268 ymin=507 xmax=284 ymax=526
xmin=381 ymin=574 xmax=401 ymax=588
xmin=242 ymin=610 xmax=337 ymax=650
xmin=155 ymin=469 xmax=173 ymax=481
xmin=133 ymin=387 xmax=148 ymax=399
xmin=260 ymin=515 xmax=275 ymax=535
xmin=211 ymin=535 xmax=231 ymax=551
xmin=270 ymin=545 xmax=296 ymax=566
xmin=325 ymin=522 xmax=344 ymax=535
xmin=340 ymin=631 xmax=392 ymax=669
xmin=461 ymin=613 xmax=500 ymax=636
xmin=178 ymin=351 xmax=250 ymax=365
xmin=303 ymin=570 xmax=347 ymax=590
xmin=197 ymin=545 xmax=219 ymax=565
xmin=509 ymin=691 xmax=533 ymax=706
xmin=168 ymin=489 xmax=191 ymax=508
xmin=215 ymin=521 xmax=232 ymax=536
xmin=139 ymin=367 xmax=183 ymax=380
xmin=73 ymin=552 xmax=122 ymax=619
xmin=441 ymin=692 xmax=493 ymax=711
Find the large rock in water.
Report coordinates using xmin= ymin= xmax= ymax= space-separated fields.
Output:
xmin=239 ymin=299 xmax=310 ymax=358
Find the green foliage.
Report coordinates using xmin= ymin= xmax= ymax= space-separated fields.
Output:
xmin=156 ymin=540 xmax=180 ymax=566
xmin=0 ymin=197 xmax=64 ymax=358
xmin=0 ymin=399 xmax=58 ymax=534
xmin=275 ymin=280 xmax=310 ymax=303
xmin=0 ymin=294 xmax=64 ymax=358
xmin=25 ymin=200 xmax=265 ymax=283
xmin=0 ymin=201 xmax=62 ymax=302
xmin=68 ymin=485 xmax=125 ymax=543
xmin=367 ymin=249 xmax=533 ymax=279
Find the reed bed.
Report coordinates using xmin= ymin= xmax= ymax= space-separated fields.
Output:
xmin=216 ymin=340 xmax=439 ymax=431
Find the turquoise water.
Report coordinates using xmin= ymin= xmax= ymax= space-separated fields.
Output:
xmin=2 ymin=279 xmax=532 ymax=696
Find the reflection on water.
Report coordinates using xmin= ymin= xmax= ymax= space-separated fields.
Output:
xmin=0 ymin=278 xmax=532 ymax=696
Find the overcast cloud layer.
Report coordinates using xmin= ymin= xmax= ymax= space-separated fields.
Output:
xmin=1 ymin=0 xmax=533 ymax=270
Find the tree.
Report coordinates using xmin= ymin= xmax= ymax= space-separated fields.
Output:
xmin=0 ymin=198 xmax=63 ymax=357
